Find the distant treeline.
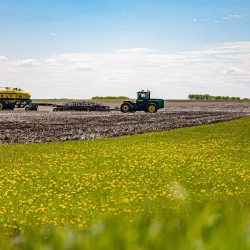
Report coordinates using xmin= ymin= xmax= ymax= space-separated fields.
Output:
xmin=92 ymin=96 xmax=130 ymax=100
xmin=188 ymin=94 xmax=250 ymax=101
xmin=33 ymin=98 xmax=83 ymax=101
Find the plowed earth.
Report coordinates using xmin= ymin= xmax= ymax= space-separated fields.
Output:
xmin=0 ymin=101 xmax=249 ymax=144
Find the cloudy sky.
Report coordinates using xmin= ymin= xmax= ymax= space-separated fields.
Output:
xmin=0 ymin=0 xmax=250 ymax=99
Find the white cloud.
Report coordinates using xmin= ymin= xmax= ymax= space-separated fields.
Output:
xmin=194 ymin=14 xmax=244 ymax=24
xmin=225 ymin=67 xmax=250 ymax=76
xmin=0 ymin=56 xmax=8 ymax=61
xmin=72 ymin=63 xmax=92 ymax=71
xmin=1 ymin=42 xmax=250 ymax=99
xmin=49 ymin=32 xmax=57 ymax=37
xmin=116 ymin=48 xmax=158 ymax=54
xmin=104 ymin=76 xmax=127 ymax=83
xmin=192 ymin=18 xmax=208 ymax=22
xmin=15 ymin=59 xmax=40 ymax=67
xmin=221 ymin=14 xmax=243 ymax=20
xmin=45 ymin=59 xmax=61 ymax=66
xmin=52 ymin=53 xmax=101 ymax=63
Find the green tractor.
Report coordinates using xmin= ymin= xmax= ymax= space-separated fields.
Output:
xmin=120 ymin=90 xmax=164 ymax=113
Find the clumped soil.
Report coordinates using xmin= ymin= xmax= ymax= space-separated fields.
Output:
xmin=0 ymin=101 xmax=249 ymax=144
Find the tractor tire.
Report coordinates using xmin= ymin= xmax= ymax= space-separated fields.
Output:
xmin=120 ymin=103 xmax=131 ymax=113
xmin=25 ymin=106 xmax=30 ymax=111
xmin=147 ymin=104 xmax=157 ymax=113
xmin=0 ymin=103 xmax=4 ymax=110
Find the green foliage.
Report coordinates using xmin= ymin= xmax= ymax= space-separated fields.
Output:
xmin=188 ymin=94 xmax=249 ymax=101
xmin=91 ymin=96 xmax=130 ymax=101
xmin=1 ymin=201 xmax=250 ymax=250
xmin=0 ymin=117 xmax=250 ymax=249
xmin=32 ymin=98 xmax=87 ymax=103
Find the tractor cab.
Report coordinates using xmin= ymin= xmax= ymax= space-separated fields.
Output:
xmin=136 ymin=90 xmax=151 ymax=110
xmin=137 ymin=90 xmax=150 ymax=100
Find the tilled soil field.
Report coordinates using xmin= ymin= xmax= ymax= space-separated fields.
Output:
xmin=0 ymin=101 xmax=249 ymax=144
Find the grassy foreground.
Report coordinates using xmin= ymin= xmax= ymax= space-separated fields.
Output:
xmin=0 ymin=117 xmax=249 ymax=249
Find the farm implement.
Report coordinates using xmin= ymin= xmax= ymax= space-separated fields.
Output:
xmin=0 ymin=87 xmax=37 ymax=110
xmin=51 ymin=102 xmax=110 ymax=112
xmin=1 ymin=87 xmax=163 ymax=113
xmin=20 ymin=101 xmax=111 ymax=112
xmin=0 ymin=87 xmax=110 ymax=111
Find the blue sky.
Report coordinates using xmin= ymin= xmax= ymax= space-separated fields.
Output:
xmin=1 ymin=0 xmax=250 ymax=57
xmin=0 ymin=0 xmax=250 ymax=98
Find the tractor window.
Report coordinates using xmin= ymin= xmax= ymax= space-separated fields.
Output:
xmin=138 ymin=92 xmax=147 ymax=99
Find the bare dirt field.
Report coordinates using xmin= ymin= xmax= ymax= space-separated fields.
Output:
xmin=0 ymin=101 xmax=249 ymax=144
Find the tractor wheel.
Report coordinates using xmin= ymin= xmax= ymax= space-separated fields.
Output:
xmin=120 ymin=103 xmax=131 ymax=113
xmin=0 ymin=103 xmax=4 ymax=110
xmin=25 ymin=106 xmax=30 ymax=111
xmin=147 ymin=104 xmax=157 ymax=113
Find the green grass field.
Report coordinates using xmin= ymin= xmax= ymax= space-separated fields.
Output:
xmin=0 ymin=117 xmax=249 ymax=249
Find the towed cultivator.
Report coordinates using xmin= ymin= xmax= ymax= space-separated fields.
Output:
xmin=52 ymin=102 xmax=110 ymax=112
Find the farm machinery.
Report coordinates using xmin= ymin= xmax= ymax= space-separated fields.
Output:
xmin=0 ymin=87 xmax=110 ymax=111
xmin=52 ymin=102 xmax=110 ymax=112
xmin=120 ymin=90 xmax=164 ymax=113
xmin=0 ymin=87 xmax=38 ymax=111
xmin=0 ymin=87 xmax=163 ymax=113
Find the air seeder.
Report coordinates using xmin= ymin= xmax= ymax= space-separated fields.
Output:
xmin=0 ymin=87 xmax=37 ymax=111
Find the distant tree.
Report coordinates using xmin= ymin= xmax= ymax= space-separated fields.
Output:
xmin=92 ymin=96 xmax=129 ymax=100
xmin=187 ymin=94 xmax=247 ymax=101
xmin=188 ymin=94 xmax=194 ymax=100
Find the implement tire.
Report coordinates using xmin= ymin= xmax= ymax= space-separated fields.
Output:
xmin=0 ymin=103 xmax=4 ymax=110
xmin=147 ymin=104 xmax=157 ymax=113
xmin=120 ymin=103 xmax=131 ymax=113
